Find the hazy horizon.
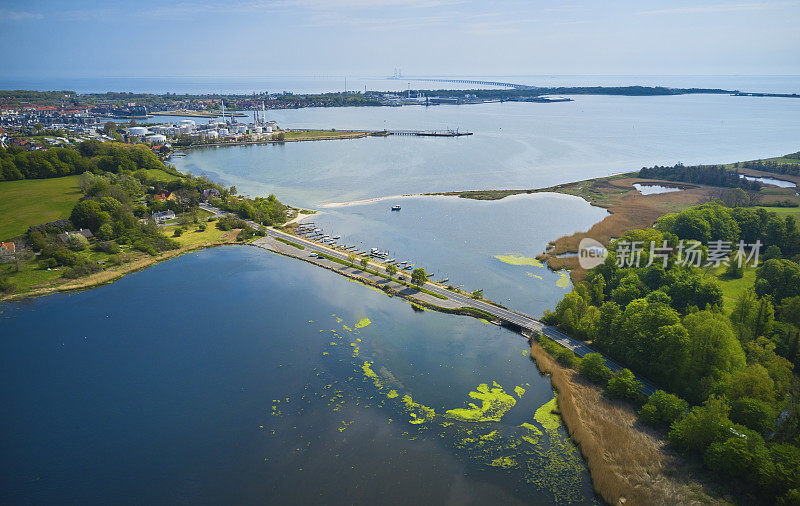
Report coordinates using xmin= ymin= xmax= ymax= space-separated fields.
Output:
xmin=1 ymin=0 xmax=799 ymax=79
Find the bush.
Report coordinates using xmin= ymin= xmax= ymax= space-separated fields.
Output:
xmin=0 ymin=276 xmax=14 ymax=293
xmin=173 ymin=228 xmax=184 ymax=237
xmin=92 ymin=241 xmax=121 ymax=254
xmin=62 ymin=261 xmax=101 ymax=279
xmin=39 ymin=257 xmax=58 ymax=269
xmin=639 ymin=390 xmax=689 ymax=427
xmin=132 ymin=240 xmax=158 ymax=256
xmin=216 ymin=215 xmax=247 ymax=231
xmin=607 ymin=369 xmax=645 ymax=403
xmin=669 ymin=396 xmax=733 ymax=453
xmin=66 ymin=233 xmax=89 ymax=251
xmin=198 ymin=223 xmax=207 ymax=232
xmin=579 ymin=353 xmax=613 ymax=383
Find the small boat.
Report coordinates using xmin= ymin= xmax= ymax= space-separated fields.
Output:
xmin=391 ymin=205 xmax=401 ymax=211
xmin=332 ymin=235 xmax=341 ymax=240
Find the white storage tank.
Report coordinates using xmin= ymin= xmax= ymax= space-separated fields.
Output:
xmin=218 ymin=128 xmax=229 ymax=136
xmin=254 ymin=126 xmax=262 ymax=134
xmin=179 ymin=119 xmax=196 ymax=126
xmin=147 ymin=134 xmax=167 ymax=143
xmin=205 ymin=131 xmax=219 ymax=140
xmin=237 ymin=125 xmax=247 ymax=134
xmin=265 ymin=126 xmax=273 ymax=133
xmin=128 ymin=126 xmax=149 ymax=136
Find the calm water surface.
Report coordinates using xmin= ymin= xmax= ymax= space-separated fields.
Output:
xmin=171 ymin=95 xmax=800 ymax=207
xmin=0 ymin=247 xmax=597 ymax=505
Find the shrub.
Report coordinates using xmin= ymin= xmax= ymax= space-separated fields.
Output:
xmin=39 ymin=257 xmax=58 ymax=269
xmin=0 ymin=276 xmax=14 ymax=293
xmin=198 ymin=223 xmax=207 ymax=232
xmin=579 ymin=353 xmax=613 ymax=383
xmin=132 ymin=240 xmax=158 ymax=256
xmin=639 ymin=390 xmax=689 ymax=427
xmin=62 ymin=261 xmax=101 ymax=279
xmin=607 ymin=369 xmax=645 ymax=403
xmin=173 ymin=228 xmax=184 ymax=237
xmin=92 ymin=241 xmax=121 ymax=254
xmin=668 ymin=396 xmax=732 ymax=453
xmin=66 ymin=233 xmax=89 ymax=251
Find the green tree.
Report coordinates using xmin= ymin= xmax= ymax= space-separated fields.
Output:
xmin=472 ymin=289 xmax=483 ymax=298
xmin=730 ymin=398 xmax=776 ymax=434
xmin=66 ymin=233 xmax=89 ymax=251
xmin=607 ymin=368 xmax=645 ymax=402
xmin=639 ymin=390 xmax=689 ymax=427
xmin=386 ymin=264 xmax=397 ymax=276
xmin=411 ymin=268 xmax=427 ymax=286
xmin=360 ymin=257 xmax=368 ymax=270
xmin=579 ymin=353 xmax=612 ymax=383
xmin=348 ymin=253 xmax=357 ymax=266
xmin=70 ymin=200 xmax=110 ymax=232
xmin=669 ymin=396 xmax=733 ymax=453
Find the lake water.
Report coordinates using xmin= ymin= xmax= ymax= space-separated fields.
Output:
xmin=0 ymin=246 xmax=597 ymax=505
xmin=170 ymin=95 xmax=800 ymax=208
xmin=632 ymin=183 xmax=682 ymax=195
xmin=740 ymin=174 xmax=797 ymax=188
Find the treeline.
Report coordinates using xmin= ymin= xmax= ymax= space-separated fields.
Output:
xmin=0 ymin=140 xmax=180 ymax=181
xmin=639 ymin=163 xmax=761 ymax=190
xmin=736 ymin=159 xmax=800 ymax=177
xmin=544 ymin=203 xmax=800 ymax=501
xmin=0 ymin=90 xmax=80 ymax=107
xmin=210 ymin=193 xmax=287 ymax=226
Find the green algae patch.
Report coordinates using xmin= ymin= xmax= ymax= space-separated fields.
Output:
xmin=490 ymin=456 xmax=517 ymax=469
xmin=386 ymin=389 xmax=398 ymax=399
xmin=494 ymin=254 xmax=543 ymax=267
xmin=343 ymin=325 xmax=353 ymax=332
xmin=479 ymin=430 xmax=500 ymax=442
xmin=445 ymin=382 xmax=517 ymax=422
xmin=355 ymin=318 xmax=371 ymax=329
xmin=534 ymin=396 xmax=561 ymax=432
xmin=480 ymin=318 xmax=492 ymax=325
xmin=526 ymin=271 xmax=543 ymax=280
xmin=514 ymin=385 xmax=526 ymax=398
xmin=402 ymin=394 xmax=436 ymax=425
xmin=520 ymin=422 xmax=543 ymax=436
xmin=361 ymin=361 xmax=384 ymax=389
xmin=555 ymin=271 xmax=570 ymax=289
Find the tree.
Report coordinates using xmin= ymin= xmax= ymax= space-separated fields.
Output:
xmin=730 ymin=397 xmax=776 ymax=434
xmin=639 ymin=390 xmax=689 ymax=427
xmin=472 ymin=289 xmax=483 ymax=298
xmin=607 ymin=368 xmax=645 ymax=403
xmin=579 ymin=353 xmax=612 ymax=383
xmin=103 ymin=121 xmax=117 ymax=136
xmin=348 ymin=253 xmax=357 ymax=266
xmin=70 ymin=200 xmax=110 ymax=232
xmin=360 ymin=257 xmax=368 ymax=270
xmin=386 ymin=263 xmax=397 ymax=276
xmin=669 ymin=396 xmax=733 ymax=453
xmin=411 ymin=268 xmax=427 ymax=287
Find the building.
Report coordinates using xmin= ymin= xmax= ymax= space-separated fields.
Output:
xmin=146 ymin=134 xmax=167 ymax=144
xmin=152 ymin=210 xmax=176 ymax=223
xmin=0 ymin=242 xmax=15 ymax=256
xmin=56 ymin=229 xmax=94 ymax=244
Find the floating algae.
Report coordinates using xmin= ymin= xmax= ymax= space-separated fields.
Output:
xmin=494 ymin=254 xmax=543 ymax=267
xmin=533 ymin=396 xmax=561 ymax=432
xmin=555 ymin=271 xmax=570 ymax=289
xmin=361 ymin=361 xmax=384 ymax=389
xmin=514 ymin=385 xmax=526 ymax=398
xmin=402 ymin=394 xmax=436 ymax=425
xmin=355 ymin=318 xmax=371 ymax=329
xmin=445 ymin=381 xmax=517 ymax=422
xmin=526 ymin=272 xmax=543 ymax=280
xmin=490 ymin=456 xmax=518 ymax=469
xmin=386 ymin=389 xmax=399 ymax=399
xmin=343 ymin=325 xmax=353 ymax=332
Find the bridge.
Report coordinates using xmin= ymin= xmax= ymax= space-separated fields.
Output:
xmin=199 ymin=202 xmax=656 ymax=396
xmin=389 ymin=77 xmax=535 ymax=90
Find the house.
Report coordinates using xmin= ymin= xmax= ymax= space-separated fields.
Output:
xmin=200 ymin=188 xmax=220 ymax=202
xmin=57 ymin=229 xmax=94 ymax=244
xmin=152 ymin=210 xmax=176 ymax=223
xmin=0 ymin=242 xmax=15 ymax=256
xmin=153 ymin=191 xmax=177 ymax=202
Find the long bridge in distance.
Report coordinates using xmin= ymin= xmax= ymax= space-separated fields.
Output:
xmin=389 ymin=76 xmax=535 ymax=90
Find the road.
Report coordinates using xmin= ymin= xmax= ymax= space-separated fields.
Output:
xmin=200 ymin=202 xmax=657 ymax=396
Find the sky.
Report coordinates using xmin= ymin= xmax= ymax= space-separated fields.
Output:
xmin=1 ymin=0 xmax=799 ymax=78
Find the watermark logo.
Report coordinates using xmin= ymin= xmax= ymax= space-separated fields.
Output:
xmin=579 ymin=238 xmax=608 ymax=269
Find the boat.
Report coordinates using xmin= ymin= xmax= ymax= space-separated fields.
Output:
xmin=332 ymin=235 xmax=341 ymax=240
xmin=391 ymin=205 xmax=401 ymax=211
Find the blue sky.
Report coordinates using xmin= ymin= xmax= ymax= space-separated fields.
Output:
xmin=1 ymin=0 xmax=798 ymax=78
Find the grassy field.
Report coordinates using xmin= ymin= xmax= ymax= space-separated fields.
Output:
xmin=713 ymin=266 xmax=757 ymax=313
xmin=142 ymin=168 xmax=182 ymax=182
xmin=161 ymin=224 xmax=227 ymax=247
xmin=755 ymin=206 xmax=800 ymax=218
xmin=0 ymin=176 xmax=82 ymax=240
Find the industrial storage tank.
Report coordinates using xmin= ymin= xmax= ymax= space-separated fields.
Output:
xmin=205 ymin=131 xmax=219 ymax=139
xmin=179 ymin=119 xmax=196 ymax=126
xmin=237 ymin=125 xmax=248 ymax=134
xmin=147 ymin=134 xmax=167 ymax=143
xmin=254 ymin=126 xmax=262 ymax=134
xmin=265 ymin=126 xmax=273 ymax=133
xmin=128 ymin=126 xmax=149 ymax=136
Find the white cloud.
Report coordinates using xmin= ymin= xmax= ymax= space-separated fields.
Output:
xmin=0 ymin=9 xmax=43 ymax=21
xmin=639 ymin=1 xmax=800 ymax=15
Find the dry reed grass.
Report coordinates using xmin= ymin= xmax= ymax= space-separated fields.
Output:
xmin=529 ymin=341 xmax=728 ymax=506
